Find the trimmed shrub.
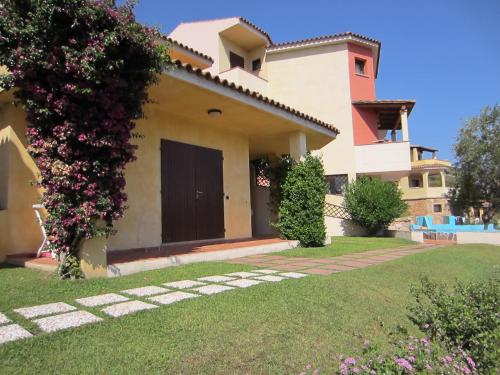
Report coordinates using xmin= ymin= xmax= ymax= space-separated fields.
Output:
xmin=344 ymin=177 xmax=407 ymax=235
xmin=275 ymin=154 xmax=326 ymax=247
xmin=409 ymin=276 xmax=500 ymax=373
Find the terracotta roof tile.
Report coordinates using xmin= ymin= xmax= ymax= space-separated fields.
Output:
xmin=161 ymin=36 xmax=214 ymax=63
xmin=238 ymin=17 xmax=272 ymax=44
xmin=267 ymin=31 xmax=380 ymax=51
xmin=170 ymin=60 xmax=339 ymax=135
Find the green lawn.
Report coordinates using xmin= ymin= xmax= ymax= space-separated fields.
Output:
xmin=278 ymin=236 xmax=416 ymax=257
xmin=0 ymin=244 xmax=498 ymax=374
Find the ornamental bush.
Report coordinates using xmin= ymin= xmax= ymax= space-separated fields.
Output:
xmin=275 ymin=154 xmax=326 ymax=247
xmin=0 ymin=0 xmax=168 ymax=277
xmin=344 ymin=177 xmax=407 ymax=235
xmin=409 ymin=276 xmax=500 ymax=373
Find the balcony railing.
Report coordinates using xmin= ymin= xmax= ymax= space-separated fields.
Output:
xmin=354 ymin=141 xmax=411 ymax=174
xmin=218 ymin=67 xmax=268 ymax=95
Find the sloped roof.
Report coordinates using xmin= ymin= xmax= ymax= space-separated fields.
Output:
xmin=267 ymin=31 xmax=380 ymax=51
xmin=170 ymin=60 xmax=339 ymax=135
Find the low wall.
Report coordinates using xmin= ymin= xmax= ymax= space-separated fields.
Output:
xmin=325 ymin=217 xmax=367 ymax=237
xmin=456 ymin=232 xmax=500 ymax=246
xmin=386 ymin=230 xmax=424 ymax=243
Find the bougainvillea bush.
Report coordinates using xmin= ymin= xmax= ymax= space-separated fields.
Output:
xmin=0 ymin=0 xmax=168 ymax=277
xmin=335 ymin=336 xmax=478 ymax=375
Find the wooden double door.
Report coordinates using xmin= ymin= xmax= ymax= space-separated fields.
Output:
xmin=161 ymin=139 xmax=224 ymax=243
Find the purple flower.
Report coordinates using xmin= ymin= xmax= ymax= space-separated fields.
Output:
xmin=466 ymin=357 xmax=476 ymax=369
xmin=339 ymin=363 xmax=348 ymax=375
xmin=395 ymin=358 xmax=413 ymax=372
xmin=344 ymin=358 xmax=356 ymax=366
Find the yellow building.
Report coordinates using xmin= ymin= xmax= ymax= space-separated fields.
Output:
xmin=0 ymin=32 xmax=339 ymax=275
xmin=399 ymin=145 xmax=452 ymax=223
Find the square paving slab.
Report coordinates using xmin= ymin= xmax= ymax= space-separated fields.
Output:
xmin=163 ymin=280 xmax=206 ymax=289
xmin=251 ymin=269 xmax=279 ymax=274
xmin=0 ymin=312 xmax=11 ymax=325
xmin=191 ymin=285 xmax=235 ymax=295
xmin=226 ymin=271 xmax=261 ymax=278
xmin=121 ymin=286 xmax=169 ymax=297
xmin=102 ymin=301 xmax=158 ymax=317
xmin=225 ymin=279 xmax=263 ymax=288
xmin=75 ymin=293 xmax=129 ymax=307
xmin=280 ymin=272 xmax=308 ymax=279
xmin=197 ymin=275 xmax=235 ymax=283
xmin=0 ymin=324 xmax=33 ymax=344
xmin=148 ymin=292 xmax=200 ymax=305
xmin=252 ymin=275 xmax=285 ymax=282
xmin=34 ymin=311 xmax=102 ymax=333
xmin=14 ymin=302 xmax=77 ymax=319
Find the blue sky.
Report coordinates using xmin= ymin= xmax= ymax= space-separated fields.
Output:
xmin=130 ymin=0 xmax=500 ymax=162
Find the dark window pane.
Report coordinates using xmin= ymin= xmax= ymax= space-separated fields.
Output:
xmin=252 ymin=58 xmax=261 ymax=71
xmin=326 ymin=174 xmax=348 ymax=195
xmin=230 ymin=52 xmax=244 ymax=69
xmin=355 ymin=59 xmax=365 ymax=75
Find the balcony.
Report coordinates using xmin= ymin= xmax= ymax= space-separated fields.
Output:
xmin=354 ymin=141 xmax=411 ymax=176
xmin=218 ymin=67 xmax=268 ymax=95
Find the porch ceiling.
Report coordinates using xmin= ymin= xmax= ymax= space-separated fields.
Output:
xmin=353 ymin=100 xmax=415 ymax=130
xmin=152 ymin=66 xmax=337 ymax=158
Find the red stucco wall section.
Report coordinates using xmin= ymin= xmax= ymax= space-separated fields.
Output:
xmin=348 ymin=43 xmax=378 ymax=145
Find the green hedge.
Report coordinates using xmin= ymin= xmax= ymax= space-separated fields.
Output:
xmin=275 ymin=154 xmax=326 ymax=247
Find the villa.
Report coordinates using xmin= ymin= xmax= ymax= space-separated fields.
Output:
xmin=0 ymin=16 xmax=451 ymax=276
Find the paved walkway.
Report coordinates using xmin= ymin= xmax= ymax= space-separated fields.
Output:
xmin=1 ymin=243 xmax=439 ymax=345
xmin=226 ymin=243 xmax=439 ymax=275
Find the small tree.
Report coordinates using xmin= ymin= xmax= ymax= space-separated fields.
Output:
xmin=344 ymin=177 xmax=407 ymax=235
xmin=0 ymin=0 xmax=168 ymax=277
xmin=449 ymin=105 xmax=499 ymax=225
xmin=275 ymin=154 xmax=326 ymax=247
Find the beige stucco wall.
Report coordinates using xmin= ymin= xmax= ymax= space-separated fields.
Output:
xmin=107 ymin=104 xmax=252 ymax=251
xmin=169 ymin=18 xmax=238 ymax=75
xmin=0 ymin=103 xmax=44 ymax=262
xmin=266 ymin=44 xmax=356 ymax=180
xmin=456 ymin=232 xmax=500 ymax=246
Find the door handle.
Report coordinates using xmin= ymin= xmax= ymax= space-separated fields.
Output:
xmin=196 ymin=190 xmax=204 ymax=199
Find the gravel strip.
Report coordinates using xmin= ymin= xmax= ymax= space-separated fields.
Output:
xmin=148 ymin=292 xmax=200 ymax=305
xmin=0 ymin=324 xmax=33 ymax=344
xmin=191 ymin=285 xmax=235 ymax=295
xmin=14 ymin=302 xmax=77 ymax=319
xmin=121 ymin=286 xmax=169 ymax=297
xmin=0 ymin=312 xmax=11 ymax=325
xmin=251 ymin=269 xmax=279 ymax=274
xmin=163 ymin=280 xmax=206 ymax=289
xmin=226 ymin=272 xmax=261 ymax=278
xmin=225 ymin=279 xmax=263 ymax=288
xmin=33 ymin=311 xmax=102 ymax=333
xmin=102 ymin=301 xmax=158 ymax=317
xmin=197 ymin=275 xmax=235 ymax=283
xmin=279 ymin=272 xmax=308 ymax=279
xmin=252 ymin=275 xmax=285 ymax=282
xmin=75 ymin=293 xmax=129 ymax=307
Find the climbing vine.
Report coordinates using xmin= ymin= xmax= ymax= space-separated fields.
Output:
xmin=0 ymin=0 xmax=169 ymax=277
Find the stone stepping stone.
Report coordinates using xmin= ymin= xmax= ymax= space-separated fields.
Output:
xmin=121 ymin=286 xmax=169 ymax=297
xmin=191 ymin=285 xmax=235 ymax=295
xmin=280 ymin=272 xmax=308 ymax=279
xmin=102 ymin=301 xmax=158 ymax=317
xmin=14 ymin=302 xmax=77 ymax=319
xmin=0 ymin=312 xmax=11 ymax=325
xmin=33 ymin=311 xmax=102 ymax=333
xmin=252 ymin=275 xmax=285 ymax=282
xmin=148 ymin=292 xmax=200 ymax=305
xmin=0 ymin=324 xmax=33 ymax=344
xmin=251 ymin=269 xmax=279 ymax=274
xmin=163 ymin=280 xmax=206 ymax=289
xmin=225 ymin=279 xmax=263 ymax=288
xmin=197 ymin=275 xmax=235 ymax=283
xmin=75 ymin=293 xmax=129 ymax=307
xmin=226 ymin=271 xmax=261 ymax=278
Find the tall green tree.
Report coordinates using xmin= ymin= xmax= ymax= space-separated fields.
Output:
xmin=449 ymin=105 xmax=500 ymax=223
